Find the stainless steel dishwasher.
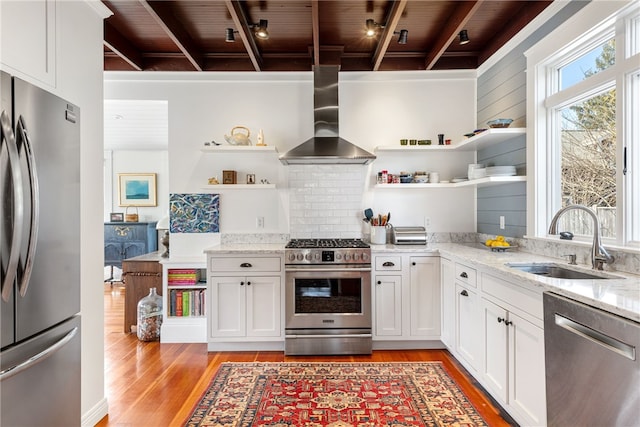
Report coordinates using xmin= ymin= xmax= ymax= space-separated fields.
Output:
xmin=544 ymin=292 xmax=640 ymax=427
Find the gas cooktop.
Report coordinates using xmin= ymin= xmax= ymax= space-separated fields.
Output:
xmin=285 ymin=238 xmax=370 ymax=249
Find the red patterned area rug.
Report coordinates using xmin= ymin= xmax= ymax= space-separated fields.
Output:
xmin=184 ymin=362 xmax=488 ymax=426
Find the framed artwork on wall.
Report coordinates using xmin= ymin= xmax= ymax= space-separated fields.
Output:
xmin=118 ymin=173 xmax=157 ymax=207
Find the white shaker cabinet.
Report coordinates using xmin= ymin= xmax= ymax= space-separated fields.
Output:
xmin=481 ymin=273 xmax=546 ymax=427
xmin=207 ymin=254 xmax=284 ymax=351
xmin=209 ymin=275 xmax=281 ymax=338
xmin=455 ymin=282 xmax=482 ymax=372
xmin=1 ymin=0 xmax=56 ymax=85
xmin=372 ymin=253 xmax=441 ymax=347
xmin=409 ymin=256 xmax=441 ymax=336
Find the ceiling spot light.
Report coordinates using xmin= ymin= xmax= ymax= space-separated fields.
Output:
xmin=251 ymin=19 xmax=269 ymax=40
xmin=459 ymin=29 xmax=470 ymax=45
xmin=225 ymin=28 xmax=238 ymax=42
xmin=395 ymin=29 xmax=408 ymax=44
xmin=366 ymin=19 xmax=384 ymax=37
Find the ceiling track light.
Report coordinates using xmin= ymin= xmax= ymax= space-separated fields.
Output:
xmin=251 ymin=19 xmax=269 ymax=40
xmin=395 ymin=29 xmax=408 ymax=45
xmin=365 ymin=18 xmax=384 ymax=37
xmin=225 ymin=28 xmax=238 ymax=42
xmin=459 ymin=29 xmax=470 ymax=45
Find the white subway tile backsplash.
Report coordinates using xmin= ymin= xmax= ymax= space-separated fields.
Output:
xmin=289 ymin=165 xmax=366 ymax=238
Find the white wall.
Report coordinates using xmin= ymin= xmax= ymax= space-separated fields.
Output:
xmin=105 ymin=150 xmax=169 ymax=222
xmin=104 ymin=70 xmax=477 ymax=255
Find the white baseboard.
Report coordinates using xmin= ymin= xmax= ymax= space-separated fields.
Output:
xmin=81 ymin=397 xmax=108 ymax=427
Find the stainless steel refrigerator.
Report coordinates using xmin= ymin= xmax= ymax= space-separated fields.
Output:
xmin=1 ymin=71 xmax=81 ymax=426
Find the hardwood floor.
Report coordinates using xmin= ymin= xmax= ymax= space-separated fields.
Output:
xmin=97 ymin=284 xmax=514 ymax=427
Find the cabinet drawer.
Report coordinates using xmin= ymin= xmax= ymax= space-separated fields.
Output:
xmin=209 ymin=257 xmax=281 ymax=273
xmin=481 ymin=273 xmax=543 ymax=320
xmin=455 ymin=262 xmax=477 ymax=288
xmin=375 ymin=256 xmax=402 ymax=271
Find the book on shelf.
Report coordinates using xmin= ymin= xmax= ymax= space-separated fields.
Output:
xmin=168 ymin=289 xmax=205 ymax=317
xmin=167 ymin=268 xmax=202 ymax=286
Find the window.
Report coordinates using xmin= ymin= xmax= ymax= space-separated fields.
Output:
xmin=528 ymin=2 xmax=640 ymax=249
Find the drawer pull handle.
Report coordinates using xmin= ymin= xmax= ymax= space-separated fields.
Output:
xmin=497 ymin=317 xmax=504 ymax=323
xmin=240 ymin=262 xmax=252 ymax=268
xmin=460 ymin=290 xmax=469 ymax=297
xmin=459 ymin=272 xmax=468 ymax=278
xmin=382 ymin=261 xmax=395 ymax=267
xmin=505 ymin=320 xmax=513 ymax=326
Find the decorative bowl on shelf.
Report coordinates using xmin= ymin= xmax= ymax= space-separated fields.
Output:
xmin=487 ymin=119 xmax=513 ymax=128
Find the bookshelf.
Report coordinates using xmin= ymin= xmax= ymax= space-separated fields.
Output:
xmin=160 ymin=258 xmax=207 ymax=343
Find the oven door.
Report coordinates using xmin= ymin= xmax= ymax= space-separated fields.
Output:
xmin=285 ymin=267 xmax=371 ymax=330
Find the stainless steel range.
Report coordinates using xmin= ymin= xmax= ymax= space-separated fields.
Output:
xmin=284 ymin=238 xmax=372 ymax=355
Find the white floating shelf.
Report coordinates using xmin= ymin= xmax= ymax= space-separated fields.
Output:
xmin=200 ymin=145 xmax=278 ymax=153
xmin=201 ymin=183 xmax=276 ymax=190
xmin=375 ymin=128 xmax=526 ymax=153
xmin=374 ymin=176 xmax=526 ymax=189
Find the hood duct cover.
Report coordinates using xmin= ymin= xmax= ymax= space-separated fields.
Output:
xmin=279 ymin=66 xmax=376 ymax=165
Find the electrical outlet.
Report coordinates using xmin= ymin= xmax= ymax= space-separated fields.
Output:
xmin=256 ymin=216 xmax=264 ymax=228
xmin=499 ymin=215 xmax=505 ymax=230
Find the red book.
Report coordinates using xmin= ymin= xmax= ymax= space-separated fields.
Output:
xmin=175 ymin=291 xmax=183 ymax=316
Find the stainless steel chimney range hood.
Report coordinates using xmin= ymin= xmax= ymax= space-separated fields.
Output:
xmin=279 ymin=66 xmax=376 ymax=165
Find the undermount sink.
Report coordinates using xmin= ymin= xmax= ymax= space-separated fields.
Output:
xmin=505 ymin=263 xmax=618 ymax=280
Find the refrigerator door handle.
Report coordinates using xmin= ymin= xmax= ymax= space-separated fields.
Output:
xmin=0 ymin=327 xmax=78 ymax=382
xmin=15 ymin=116 xmax=39 ymax=297
xmin=0 ymin=110 xmax=25 ymax=302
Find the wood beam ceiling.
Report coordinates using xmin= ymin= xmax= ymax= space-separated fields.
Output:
xmin=139 ymin=0 xmax=204 ymax=71
xmin=225 ymin=0 xmax=263 ymax=71
xmin=371 ymin=0 xmax=408 ymax=71
xmin=424 ymin=0 xmax=484 ymax=70
xmin=103 ymin=21 xmax=143 ymax=71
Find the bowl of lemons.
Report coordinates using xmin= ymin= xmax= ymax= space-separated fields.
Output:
xmin=485 ymin=235 xmax=514 ymax=252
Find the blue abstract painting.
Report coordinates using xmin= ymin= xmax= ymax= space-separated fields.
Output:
xmin=169 ymin=193 xmax=220 ymax=233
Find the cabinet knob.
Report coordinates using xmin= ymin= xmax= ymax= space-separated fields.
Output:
xmin=377 ymin=281 xmax=382 ymax=285
xmin=240 ymin=262 xmax=252 ymax=268
xmin=460 ymin=289 xmax=469 ymax=296
xmin=412 ymin=262 xmax=416 ymax=266
xmin=247 ymin=281 xmax=251 ymax=286
xmin=497 ymin=317 xmax=504 ymax=323
xmin=240 ymin=281 xmax=244 ymax=286
xmin=460 ymin=272 xmax=468 ymax=278
xmin=382 ymin=261 xmax=395 ymax=267
xmin=505 ymin=320 xmax=513 ymax=326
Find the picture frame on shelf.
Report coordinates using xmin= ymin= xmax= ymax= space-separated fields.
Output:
xmin=118 ymin=173 xmax=157 ymax=207
xmin=110 ymin=212 xmax=124 ymax=222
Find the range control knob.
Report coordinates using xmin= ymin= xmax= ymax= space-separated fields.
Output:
xmin=362 ymin=253 xmax=369 ymax=261
xmin=354 ymin=253 xmax=360 ymax=261
xmin=296 ymin=253 xmax=304 ymax=261
xmin=336 ymin=253 xmax=343 ymax=260
xmin=345 ymin=253 xmax=352 ymax=261
xmin=305 ymin=253 xmax=312 ymax=261
xmin=288 ymin=253 xmax=296 ymax=262
xmin=314 ymin=253 xmax=321 ymax=261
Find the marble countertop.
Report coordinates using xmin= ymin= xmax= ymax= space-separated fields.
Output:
xmin=200 ymin=242 xmax=639 ymax=322
xmin=432 ymin=243 xmax=640 ymax=323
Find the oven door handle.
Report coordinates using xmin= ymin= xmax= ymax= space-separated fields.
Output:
xmin=286 ymin=334 xmax=373 ymax=339
xmin=285 ymin=267 xmax=371 ymax=273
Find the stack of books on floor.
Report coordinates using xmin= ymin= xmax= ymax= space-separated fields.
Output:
xmin=169 ymin=289 xmax=205 ymax=317
xmin=167 ymin=268 xmax=201 ymax=286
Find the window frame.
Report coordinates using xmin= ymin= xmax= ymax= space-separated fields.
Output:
xmin=526 ymin=1 xmax=640 ymax=250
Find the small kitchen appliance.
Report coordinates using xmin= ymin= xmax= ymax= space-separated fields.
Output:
xmin=284 ymin=238 xmax=372 ymax=355
xmin=392 ymin=226 xmax=427 ymax=245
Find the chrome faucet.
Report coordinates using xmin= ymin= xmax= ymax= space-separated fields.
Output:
xmin=548 ymin=205 xmax=614 ymax=270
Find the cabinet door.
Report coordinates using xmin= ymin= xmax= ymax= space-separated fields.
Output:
xmin=440 ymin=258 xmax=455 ymax=348
xmin=245 ymin=276 xmax=281 ymax=337
xmin=123 ymin=242 xmax=146 ymax=260
xmin=481 ymin=298 xmax=508 ymax=403
xmin=409 ymin=257 xmax=440 ymax=336
xmin=209 ymin=276 xmax=245 ymax=337
xmin=456 ymin=283 xmax=481 ymax=371
xmin=0 ymin=0 xmax=56 ymax=85
xmin=373 ymin=275 xmax=402 ymax=337
xmin=509 ymin=312 xmax=546 ymax=426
